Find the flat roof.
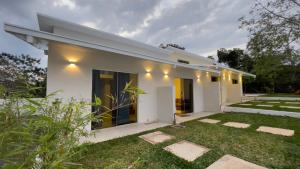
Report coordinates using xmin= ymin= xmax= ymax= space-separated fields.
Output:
xmin=4 ymin=23 xmax=220 ymax=73
xmin=4 ymin=13 xmax=255 ymax=77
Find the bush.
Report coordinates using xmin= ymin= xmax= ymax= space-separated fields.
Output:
xmin=0 ymin=82 xmax=144 ymax=169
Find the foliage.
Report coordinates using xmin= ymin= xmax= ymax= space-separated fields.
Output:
xmin=0 ymin=82 xmax=145 ymax=169
xmin=0 ymin=52 xmax=47 ymax=98
xmin=236 ymin=0 xmax=300 ymax=93
xmin=159 ymin=43 xmax=185 ymax=50
xmin=239 ymin=0 xmax=300 ymax=57
xmin=217 ymin=48 xmax=254 ymax=72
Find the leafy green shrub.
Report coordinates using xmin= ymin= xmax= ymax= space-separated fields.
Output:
xmin=0 ymin=82 xmax=144 ymax=169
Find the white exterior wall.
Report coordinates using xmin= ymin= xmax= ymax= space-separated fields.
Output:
xmin=202 ymin=73 xmax=221 ymax=112
xmin=221 ymin=72 xmax=243 ymax=104
xmin=47 ymin=43 xmax=174 ymax=128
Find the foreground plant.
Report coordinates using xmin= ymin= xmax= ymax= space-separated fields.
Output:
xmin=0 ymin=82 xmax=144 ymax=169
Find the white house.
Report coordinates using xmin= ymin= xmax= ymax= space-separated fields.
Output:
xmin=4 ymin=14 xmax=255 ymax=131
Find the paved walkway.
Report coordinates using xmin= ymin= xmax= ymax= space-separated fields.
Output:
xmin=176 ymin=112 xmax=219 ymax=123
xmin=80 ymin=112 xmax=217 ymax=144
xmin=80 ymin=122 xmax=169 ymax=144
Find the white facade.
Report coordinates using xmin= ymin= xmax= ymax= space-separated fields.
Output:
xmin=4 ymin=14 xmax=255 ymax=131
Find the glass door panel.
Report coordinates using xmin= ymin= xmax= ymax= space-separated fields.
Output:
xmin=183 ymin=79 xmax=193 ymax=113
xmin=174 ymin=78 xmax=193 ymax=114
xmin=92 ymin=70 xmax=137 ymax=130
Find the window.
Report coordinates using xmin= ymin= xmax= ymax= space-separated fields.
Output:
xmin=232 ymin=79 xmax=239 ymax=84
xmin=211 ymin=76 xmax=219 ymax=82
xmin=177 ymin=59 xmax=189 ymax=64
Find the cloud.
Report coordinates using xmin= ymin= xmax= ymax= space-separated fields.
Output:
xmin=0 ymin=0 xmax=253 ymax=67
xmin=53 ymin=0 xmax=76 ymax=10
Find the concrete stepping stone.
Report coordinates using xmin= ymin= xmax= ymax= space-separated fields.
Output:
xmin=238 ymin=103 xmax=252 ymax=106
xmin=256 ymin=104 xmax=273 ymax=107
xmin=139 ymin=131 xmax=174 ymax=144
xmin=280 ymin=105 xmax=300 ymax=109
xmin=223 ymin=122 xmax=250 ymax=128
xmin=268 ymin=101 xmax=280 ymax=104
xmin=256 ymin=126 xmax=294 ymax=136
xmin=198 ymin=118 xmax=220 ymax=124
xmin=206 ymin=154 xmax=267 ymax=169
xmin=163 ymin=140 xmax=209 ymax=162
xmin=285 ymin=102 xmax=300 ymax=104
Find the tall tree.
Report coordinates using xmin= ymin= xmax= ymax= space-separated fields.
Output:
xmin=240 ymin=0 xmax=300 ymax=63
xmin=217 ymin=48 xmax=254 ymax=72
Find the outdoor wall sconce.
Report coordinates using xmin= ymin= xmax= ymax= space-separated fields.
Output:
xmin=163 ymin=71 xmax=169 ymax=79
xmin=196 ymin=75 xmax=201 ymax=82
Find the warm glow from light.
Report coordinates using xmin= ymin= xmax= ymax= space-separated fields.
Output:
xmin=69 ymin=63 xmax=76 ymax=67
xmin=163 ymin=71 xmax=169 ymax=80
xmin=206 ymin=72 xmax=209 ymax=77
xmin=145 ymin=72 xmax=152 ymax=79
xmin=65 ymin=62 xmax=80 ymax=73
xmin=239 ymin=74 xmax=243 ymax=82
xmin=222 ymin=73 xmax=226 ymax=80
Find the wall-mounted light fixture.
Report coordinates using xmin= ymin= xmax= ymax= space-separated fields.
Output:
xmin=65 ymin=59 xmax=80 ymax=73
xmin=206 ymin=72 xmax=209 ymax=77
xmin=163 ymin=71 xmax=169 ymax=79
xmin=196 ymin=75 xmax=201 ymax=82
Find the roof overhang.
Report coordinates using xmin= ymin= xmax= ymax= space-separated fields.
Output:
xmin=4 ymin=23 xmax=220 ymax=74
xmin=214 ymin=64 xmax=256 ymax=78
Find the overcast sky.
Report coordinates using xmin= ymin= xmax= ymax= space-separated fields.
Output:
xmin=0 ymin=0 xmax=253 ymax=67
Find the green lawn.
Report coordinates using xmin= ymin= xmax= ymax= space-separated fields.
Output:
xmin=73 ymin=113 xmax=300 ymax=169
xmin=263 ymin=93 xmax=300 ymax=98
xmin=231 ymin=100 xmax=300 ymax=112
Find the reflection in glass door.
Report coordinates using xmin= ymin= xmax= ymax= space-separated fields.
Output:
xmin=91 ymin=70 xmax=137 ymax=130
xmin=174 ymin=78 xmax=193 ymax=115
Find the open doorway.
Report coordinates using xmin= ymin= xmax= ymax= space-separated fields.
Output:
xmin=174 ymin=78 xmax=193 ymax=115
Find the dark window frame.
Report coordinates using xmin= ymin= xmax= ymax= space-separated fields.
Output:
xmin=211 ymin=76 xmax=219 ymax=82
xmin=232 ymin=79 xmax=239 ymax=84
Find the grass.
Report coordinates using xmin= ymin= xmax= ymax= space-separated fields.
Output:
xmin=263 ymin=93 xmax=300 ymax=98
xmin=231 ymin=100 xmax=300 ymax=113
xmin=73 ymin=113 xmax=300 ymax=169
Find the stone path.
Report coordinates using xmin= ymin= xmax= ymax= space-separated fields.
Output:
xmin=163 ymin=140 xmax=209 ymax=162
xmin=139 ymin=131 xmax=174 ymax=144
xmin=198 ymin=118 xmax=220 ymax=124
xmin=280 ymin=105 xmax=300 ymax=109
xmin=223 ymin=122 xmax=251 ymax=128
xmin=256 ymin=126 xmax=294 ymax=136
xmin=285 ymin=102 xmax=300 ymax=104
xmin=206 ymin=155 xmax=267 ymax=169
xmin=238 ymin=103 xmax=252 ymax=106
xmin=138 ymin=118 xmax=295 ymax=167
xmin=268 ymin=101 xmax=280 ymax=104
xmin=256 ymin=104 xmax=273 ymax=107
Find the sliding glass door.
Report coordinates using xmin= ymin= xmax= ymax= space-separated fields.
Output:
xmin=174 ymin=78 xmax=193 ymax=114
xmin=91 ymin=70 xmax=137 ymax=130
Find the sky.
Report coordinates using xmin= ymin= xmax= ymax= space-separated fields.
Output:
xmin=0 ymin=0 xmax=253 ymax=67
